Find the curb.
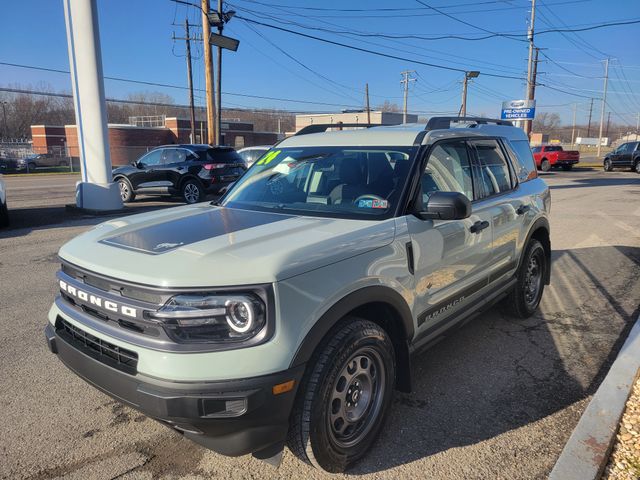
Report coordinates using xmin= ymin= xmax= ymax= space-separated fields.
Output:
xmin=549 ymin=314 xmax=640 ymax=480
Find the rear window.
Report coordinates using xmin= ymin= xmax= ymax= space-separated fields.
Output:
xmin=545 ymin=146 xmax=562 ymax=152
xmin=206 ymin=148 xmax=243 ymax=163
xmin=505 ymin=140 xmax=537 ymax=182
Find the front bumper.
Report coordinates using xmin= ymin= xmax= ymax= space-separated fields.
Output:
xmin=44 ymin=323 xmax=304 ymax=457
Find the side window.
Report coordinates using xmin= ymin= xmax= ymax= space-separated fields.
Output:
xmin=470 ymin=139 xmax=513 ymax=198
xmin=505 ymin=140 xmax=537 ymax=182
xmin=422 ymin=141 xmax=473 ymax=203
xmin=139 ymin=149 xmax=163 ymax=167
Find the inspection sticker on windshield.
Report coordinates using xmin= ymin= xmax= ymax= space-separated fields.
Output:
xmin=358 ymin=199 xmax=388 ymax=209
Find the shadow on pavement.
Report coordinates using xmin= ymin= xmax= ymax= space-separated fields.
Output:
xmin=350 ymin=245 xmax=640 ymax=475
xmin=549 ymin=176 xmax=640 ymax=190
xmin=0 ymin=198 xmax=193 ymax=239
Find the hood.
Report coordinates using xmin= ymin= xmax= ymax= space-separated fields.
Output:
xmin=59 ymin=205 xmax=396 ymax=287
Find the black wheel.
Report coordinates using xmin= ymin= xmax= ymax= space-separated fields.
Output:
xmin=28 ymin=162 xmax=36 ymax=172
xmin=288 ymin=319 xmax=396 ymax=473
xmin=117 ymin=178 xmax=135 ymax=203
xmin=504 ymin=239 xmax=547 ymax=318
xmin=181 ymin=179 xmax=203 ymax=204
xmin=603 ymin=158 xmax=613 ymax=171
xmin=0 ymin=201 xmax=9 ymax=228
xmin=540 ymin=159 xmax=551 ymax=172
xmin=634 ymin=160 xmax=640 ymax=174
xmin=561 ymin=164 xmax=573 ymax=171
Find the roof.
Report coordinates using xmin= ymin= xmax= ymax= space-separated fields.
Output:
xmin=279 ymin=120 xmax=528 ymax=148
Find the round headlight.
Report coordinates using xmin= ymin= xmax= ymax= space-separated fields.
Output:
xmin=225 ymin=299 xmax=254 ymax=333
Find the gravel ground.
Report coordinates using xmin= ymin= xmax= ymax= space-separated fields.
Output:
xmin=603 ymin=375 xmax=640 ymax=480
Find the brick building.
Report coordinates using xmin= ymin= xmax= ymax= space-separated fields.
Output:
xmin=31 ymin=117 xmax=279 ymax=166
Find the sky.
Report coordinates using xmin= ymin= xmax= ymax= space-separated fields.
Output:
xmin=0 ymin=0 xmax=639 ymax=127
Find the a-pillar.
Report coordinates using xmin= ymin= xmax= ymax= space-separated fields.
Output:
xmin=63 ymin=0 xmax=122 ymax=211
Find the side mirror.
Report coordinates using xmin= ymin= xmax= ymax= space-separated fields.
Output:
xmin=414 ymin=191 xmax=471 ymax=221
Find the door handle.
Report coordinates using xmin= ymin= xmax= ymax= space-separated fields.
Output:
xmin=470 ymin=220 xmax=490 ymax=234
xmin=516 ymin=204 xmax=531 ymax=215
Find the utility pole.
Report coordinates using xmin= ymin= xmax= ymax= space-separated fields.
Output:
xmin=460 ymin=71 xmax=480 ymax=118
xmin=597 ymin=58 xmax=609 ymax=158
xmin=216 ymin=0 xmax=223 ymax=145
xmin=184 ymin=19 xmax=196 ymax=143
xmin=571 ymin=103 xmax=577 ymax=146
xmin=400 ymin=70 xmax=416 ymax=124
xmin=201 ymin=0 xmax=217 ymax=145
xmin=524 ymin=0 xmax=536 ymax=136
xmin=365 ymin=83 xmax=371 ymax=124
xmin=587 ymin=98 xmax=594 ymax=137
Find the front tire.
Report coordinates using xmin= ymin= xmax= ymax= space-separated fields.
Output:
xmin=288 ymin=319 xmax=396 ymax=473
xmin=181 ymin=179 xmax=203 ymax=204
xmin=504 ymin=239 xmax=547 ymax=318
xmin=604 ymin=158 xmax=613 ymax=171
xmin=117 ymin=178 xmax=135 ymax=203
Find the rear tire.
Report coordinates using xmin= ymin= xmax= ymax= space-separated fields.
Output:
xmin=540 ymin=159 xmax=551 ymax=172
xmin=288 ymin=318 xmax=396 ymax=473
xmin=603 ymin=159 xmax=613 ymax=171
xmin=0 ymin=201 xmax=9 ymax=228
xmin=634 ymin=160 xmax=640 ymax=174
xmin=503 ymin=239 xmax=547 ymax=319
xmin=117 ymin=178 xmax=135 ymax=203
xmin=181 ymin=179 xmax=204 ymax=204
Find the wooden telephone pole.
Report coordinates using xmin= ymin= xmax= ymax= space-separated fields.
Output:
xmin=184 ymin=19 xmax=196 ymax=143
xmin=201 ymin=0 xmax=217 ymax=145
xmin=365 ymin=83 xmax=371 ymax=124
xmin=400 ymin=70 xmax=416 ymax=124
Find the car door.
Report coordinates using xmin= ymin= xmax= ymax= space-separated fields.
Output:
xmin=130 ymin=148 xmax=165 ymax=190
xmin=161 ymin=147 xmax=193 ymax=190
xmin=612 ymin=143 xmax=629 ymax=167
xmin=469 ymin=138 xmax=527 ymax=284
xmin=405 ymin=139 xmax=494 ymax=341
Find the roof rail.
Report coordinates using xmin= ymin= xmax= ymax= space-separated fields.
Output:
xmin=294 ymin=123 xmax=377 ymax=136
xmin=425 ymin=117 xmax=513 ymax=131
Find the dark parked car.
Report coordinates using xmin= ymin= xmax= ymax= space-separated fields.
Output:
xmin=0 ymin=157 xmax=21 ymax=173
xmin=604 ymin=141 xmax=640 ymax=173
xmin=22 ymin=153 xmax=69 ymax=170
xmin=112 ymin=144 xmax=247 ymax=204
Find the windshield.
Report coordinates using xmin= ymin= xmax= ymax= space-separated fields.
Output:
xmin=221 ymin=146 xmax=417 ymax=219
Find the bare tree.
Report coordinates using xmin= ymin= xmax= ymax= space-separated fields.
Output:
xmin=376 ymin=100 xmax=402 ymax=113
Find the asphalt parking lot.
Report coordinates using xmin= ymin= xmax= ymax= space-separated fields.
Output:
xmin=1 ymin=168 xmax=639 ymax=479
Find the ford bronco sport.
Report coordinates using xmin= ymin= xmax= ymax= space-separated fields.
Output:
xmin=45 ymin=117 xmax=551 ymax=473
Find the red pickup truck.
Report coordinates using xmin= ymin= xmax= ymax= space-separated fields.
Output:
xmin=531 ymin=145 xmax=580 ymax=171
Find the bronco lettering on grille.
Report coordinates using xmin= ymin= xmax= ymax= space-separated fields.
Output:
xmin=59 ymin=280 xmax=137 ymax=318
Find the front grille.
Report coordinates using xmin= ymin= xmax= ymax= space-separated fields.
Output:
xmin=56 ymin=317 xmax=138 ymax=375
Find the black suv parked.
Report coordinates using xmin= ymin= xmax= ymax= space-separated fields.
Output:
xmin=603 ymin=141 xmax=640 ymax=173
xmin=113 ymin=145 xmax=246 ymax=204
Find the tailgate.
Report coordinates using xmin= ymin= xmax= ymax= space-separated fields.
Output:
xmin=559 ymin=151 xmax=580 ymax=160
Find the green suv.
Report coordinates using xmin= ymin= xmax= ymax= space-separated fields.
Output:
xmin=45 ymin=118 xmax=551 ymax=473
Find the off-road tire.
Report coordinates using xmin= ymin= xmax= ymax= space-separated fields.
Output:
xmin=287 ymin=318 xmax=396 ymax=473
xmin=540 ymin=159 xmax=551 ymax=172
xmin=181 ymin=179 xmax=203 ymax=204
xmin=503 ymin=239 xmax=547 ymax=318
xmin=603 ymin=159 xmax=613 ymax=171
xmin=117 ymin=178 xmax=135 ymax=203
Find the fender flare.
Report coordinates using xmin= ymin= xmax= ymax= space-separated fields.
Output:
xmin=289 ymin=285 xmax=414 ymax=369
xmin=519 ymin=216 xmax=551 ymax=285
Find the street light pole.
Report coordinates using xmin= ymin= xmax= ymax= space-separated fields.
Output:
xmin=216 ymin=0 xmax=223 ymax=145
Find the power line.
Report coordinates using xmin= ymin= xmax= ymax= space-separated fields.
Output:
xmin=233 ymin=16 xmax=525 ymax=80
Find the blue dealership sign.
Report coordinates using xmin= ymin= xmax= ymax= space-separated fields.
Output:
xmin=501 ymin=99 xmax=536 ymax=120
